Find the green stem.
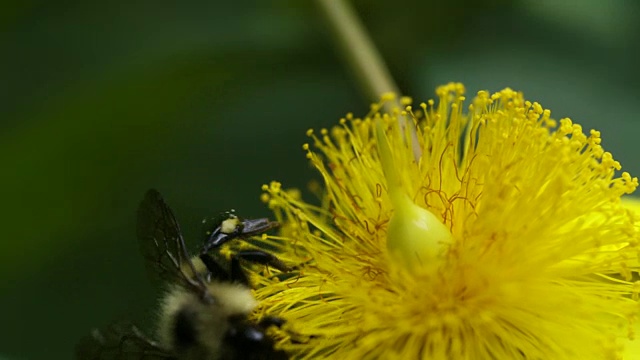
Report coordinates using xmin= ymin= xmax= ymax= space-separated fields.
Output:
xmin=315 ymin=0 xmax=421 ymax=160
xmin=315 ymin=0 xmax=399 ymax=103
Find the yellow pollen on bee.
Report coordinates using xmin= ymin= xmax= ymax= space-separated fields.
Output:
xmin=220 ymin=217 xmax=240 ymax=234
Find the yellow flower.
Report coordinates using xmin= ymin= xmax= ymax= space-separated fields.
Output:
xmin=251 ymin=83 xmax=640 ymax=359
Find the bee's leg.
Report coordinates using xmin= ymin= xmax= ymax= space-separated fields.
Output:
xmin=257 ymin=315 xmax=286 ymax=329
xmin=229 ymin=255 xmax=251 ymax=286
xmin=76 ymin=322 xmax=171 ymax=359
xmin=235 ymin=250 xmax=292 ymax=273
xmin=258 ymin=315 xmax=314 ymax=344
xmin=202 ymin=217 xmax=278 ymax=253
xmin=199 ymin=253 xmax=232 ymax=282
xmin=228 ymin=250 xmax=291 ymax=286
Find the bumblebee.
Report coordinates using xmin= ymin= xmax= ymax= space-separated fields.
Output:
xmin=77 ymin=189 xmax=291 ymax=360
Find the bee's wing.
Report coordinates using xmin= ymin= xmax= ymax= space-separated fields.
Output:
xmin=75 ymin=322 xmax=175 ymax=360
xmin=137 ymin=189 xmax=207 ymax=294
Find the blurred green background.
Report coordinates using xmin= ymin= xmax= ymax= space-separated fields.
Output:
xmin=2 ymin=0 xmax=639 ymax=359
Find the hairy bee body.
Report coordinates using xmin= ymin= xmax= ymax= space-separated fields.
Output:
xmin=156 ymin=263 xmax=258 ymax=359
xmin=77 ymin=189 xmax=289 ymax=360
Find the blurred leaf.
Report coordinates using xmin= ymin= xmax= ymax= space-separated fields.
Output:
xmin=1 ymin=51 xmax=247 ymax=278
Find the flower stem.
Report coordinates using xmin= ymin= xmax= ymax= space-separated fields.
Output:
xmin=315 ymin=0 xmax=399 ymax=103
xmin=315 ymin=0 xmax=421 ymax=160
